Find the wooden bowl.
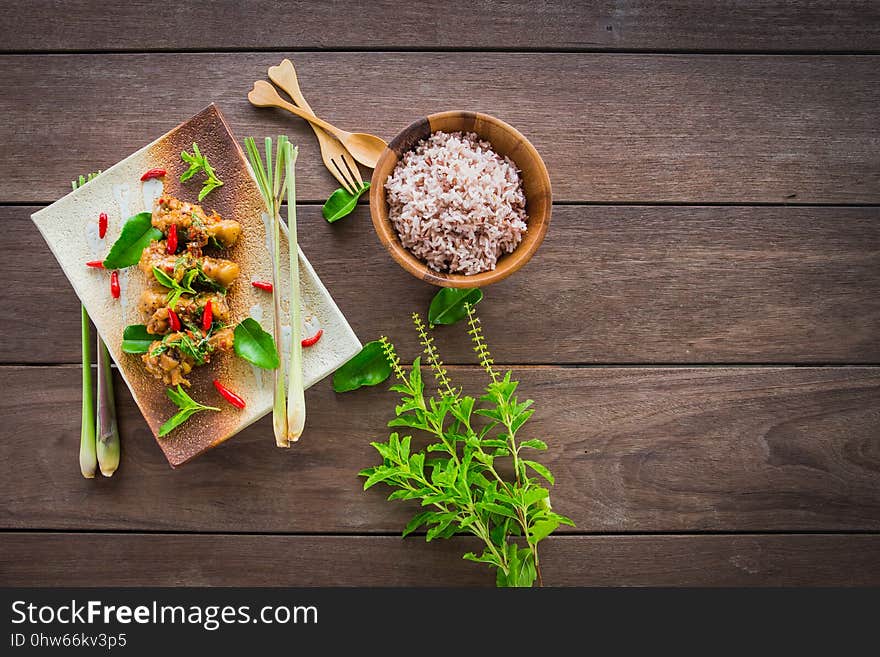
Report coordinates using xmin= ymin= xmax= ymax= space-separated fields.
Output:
xmin=370 ymin=111 xmax=552 ymax=287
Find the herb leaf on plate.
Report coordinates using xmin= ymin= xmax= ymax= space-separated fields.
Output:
xmin=152 ymin=266 xmax=197 ymax=307
xmin=159 ymin=384 xmax=220 ymax=437
xmin=233 ymin=317 xmax=280 ymax=370
xmin=102 ymin=212 xmax=162 ymax=269
xmin=121 ymin=324 xmax=154 ymax=354
xmin=180 ymin=142 xmax=224 ymax=201
xmin=428 ymin=287 xmax=483 ymax=325
xmin=322 ymin=182 xmax=370 ymax=223
xmin=332 ymin=340 xmax=392 ymax=392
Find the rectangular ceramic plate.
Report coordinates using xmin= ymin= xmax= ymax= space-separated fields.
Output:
xmin=32 ymin=104 xmax=361 ymax=466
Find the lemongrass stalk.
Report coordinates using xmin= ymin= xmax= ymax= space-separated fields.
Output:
xmin=79 ymin=306 xmax=97 ymax=478
xmin=95 ymin=339 xmax=120 ymax=476
xmin=244 ymin=136 xmax=289 ymax=446
xmin=284 ymin=142 xmax=305 ymax=442
xmin=270 ymin=137 xmax=289 ymax=446
xmin=73 ymin=171 xmax=107 ymax=478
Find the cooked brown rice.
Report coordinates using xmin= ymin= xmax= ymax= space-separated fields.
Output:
xmin=384 ymin=131 xmax=528 ymax=275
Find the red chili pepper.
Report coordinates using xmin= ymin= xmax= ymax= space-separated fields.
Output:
xmin=110 ymin=270 xmax=120 ymax=299
xmin=141 ymin=168 xmax=167 ymax=181
xmin=98 ymin=212 xmax=108 ymax=239
xmin=86 ymin=260 xmax=105 ymax=269
xmin=202 ymin=300 xmax=213 ymax=332
xmin=251 ymin=280 xmax=273 ymax=292
xmin=301 ymin=328 xmax=323 ymax=347
xmin=166 ymin=223 xmax=178 ymax=254
xmin=213 ymin=380 xmax=246 ymax=409
xmin=167 ymin=308 xmax=181 ymax=332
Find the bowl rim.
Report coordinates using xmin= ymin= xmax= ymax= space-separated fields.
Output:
xmin=369 ymin=110 xmax=552 ymax=288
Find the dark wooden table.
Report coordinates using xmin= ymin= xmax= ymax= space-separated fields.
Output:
xmin=2 ymin=1 xmax=879 ymax=586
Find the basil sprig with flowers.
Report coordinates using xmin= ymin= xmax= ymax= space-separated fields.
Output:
xmin=359 ymin=306 xmax=573 ymax=587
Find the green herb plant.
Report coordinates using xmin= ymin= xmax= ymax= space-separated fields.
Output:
xmin=180 ymin=142 xmax=224 ymax=201
xmin=322 ymin=182 xmax=370 ymax=223
xmin=360 ymin=305 xmax=573 ymax=586
xmin=159 ymin=385 xmax=220 ymax=437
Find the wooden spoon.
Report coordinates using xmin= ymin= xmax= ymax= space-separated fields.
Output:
xmin=268 ymin=59 xmax=363 ymax=195
xmin=248 ymin=80 xmax=387 ymax=169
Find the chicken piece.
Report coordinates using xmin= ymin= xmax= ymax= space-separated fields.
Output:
xmin=146 ymin=307 xmax=171 ymax=335
xmin=138 ymin=240 xmax=191 ymax=280
xmin=138 ymin=285 xmax=169 ymax=314
xmin=142 ymin=338 xmax=196 ymax=387
xmin=207 ymin=327 xmax=235 ymax=352
xmin=138 ymin=242 xmax=237 ymax=289
xmin=207 ymin=219 xmax=241 ymax=247
xmin=201 ymin=257 xmax=240 ymax=287
xmin=153 ymin=197 xmax=241 ymax=251
xmin=176 ymin=293 xmax=231 ymax=327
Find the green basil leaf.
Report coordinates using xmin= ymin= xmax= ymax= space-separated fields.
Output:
xmin=428 ymin=287 xmax=483 ymax=325
xmin=103 ymin=212 xmax=162 ymax=269
xmin=152 ymin=266 xmax=176 ymax=289
xmin=332 ymin=340 xmax=392 ymax=393
xmin=321 ymin=182 xmax=370 ymax=223
xmin=522 ymin=460 xmax=555 ymax=485
xmin=158 ymin=384 xmax=219 ymax=437
xmin=233 ymin=317 xmax=280 ymax=370
xmin=158 ymin=407 xmax=199 ymax=437
xmin=121 ymin=324 xmax=154 ymax=354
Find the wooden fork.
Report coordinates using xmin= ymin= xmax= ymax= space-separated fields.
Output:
xmin=267 ymin=59 xmax=363 ymax=196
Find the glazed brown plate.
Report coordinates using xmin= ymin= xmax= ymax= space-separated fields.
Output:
xmin=370 ymin=111 xmax=552 ymax=287
xmin=32 ymin=104 xmax=361 ymax=466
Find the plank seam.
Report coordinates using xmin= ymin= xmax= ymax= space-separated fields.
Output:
xmin=1 ymin=529 xmax=878 ymax=537
xmin=5 ymin=201 xmax=880 ymax=208
xmin=2 ymin=48 xmax=880 ymax=56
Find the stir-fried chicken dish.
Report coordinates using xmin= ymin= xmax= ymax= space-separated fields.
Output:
xmin=137 ymin=196 xmax=241 ymax=386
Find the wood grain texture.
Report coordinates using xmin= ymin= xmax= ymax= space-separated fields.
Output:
xmin=1 ymin=365 xmax=878 ymax=533
xmin=2 ymin=533 xmax=878 ymax=587
xmin=6 ymin=205 xmax=879 ymax=365
xmin=2 ymin=1 xmax=878 ymax=53
xmin=1 ymin=53 xmax=878 ymax=204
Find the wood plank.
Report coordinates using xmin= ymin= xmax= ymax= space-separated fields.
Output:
xmin=3 ymin=1 xmax=879 ymax=53
xmin=2 ymin=533 xmax=877 ymax=586
xmin=1 ymin=53 xmax=878 ymax=203
xmin=6 ymin=205 xmax=879 ymax=365
xmin=1 ymin=365 xmax=878 ymax=533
